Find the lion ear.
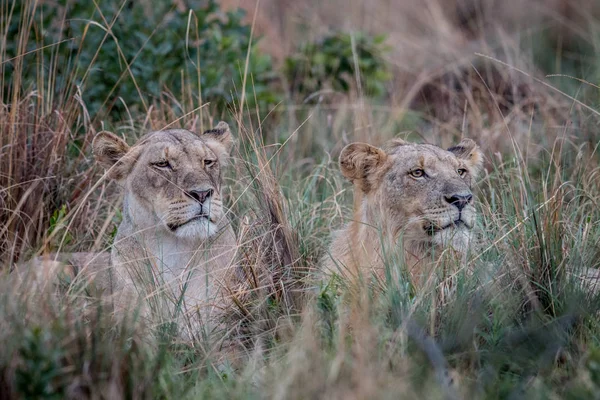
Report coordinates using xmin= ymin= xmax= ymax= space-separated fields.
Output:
xmin=339 ymin=142 xmax=388 ymax=193
xmin=448 ymin=138 xmax=483 ymax=177
xmin=92 ymin=131 xmax=135 ymax=181
xmin=201 ymin=121 xmax=234 ymax=155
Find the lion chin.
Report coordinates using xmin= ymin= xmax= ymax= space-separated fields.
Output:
xmin=171 ymin=218 xmax=219 ymax=240
xmin=431 ymin=225 xmax=473 ymax=253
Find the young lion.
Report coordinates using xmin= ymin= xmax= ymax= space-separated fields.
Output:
xmin=323 ymin=138 xmax=483 ymax=289
xmin=92 ymin=122 xmax=238 ymax=337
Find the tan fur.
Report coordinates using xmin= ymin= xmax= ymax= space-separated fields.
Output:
xmin=92 ymin=122 xmax=238 ymax=337
xmin=323 ymin=138 xmax=483 ymax=289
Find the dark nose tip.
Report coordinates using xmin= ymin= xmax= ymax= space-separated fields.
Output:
xmin=187 ymin=189 xmax=213 ymax=204
xmin=445 ymin=193 xmax=473 ymax=211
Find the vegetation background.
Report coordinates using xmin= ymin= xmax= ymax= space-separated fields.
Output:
xmin=2 ymin=0 xmax=600 ymax=398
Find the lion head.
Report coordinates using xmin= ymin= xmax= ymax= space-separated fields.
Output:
xmin=339 ymin=138 xmax=483 ymax=253
xmin=92 ymin=122 xmax=234 ymax=240
xmin=323 ymin=137 xmax=483 ymax=283
xmin=340 ymin=137 xmax=483 ymax=252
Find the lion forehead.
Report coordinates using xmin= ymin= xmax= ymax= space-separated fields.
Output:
xmin=387 ymin=145 xmax=461 ymax=174
xmin=136 ymin=131 xmax=216 ymax=161
xmin=140 ymin=141 xmax=214 ymax=161
xmin=139 ymin=129 xmax=200 ymax=144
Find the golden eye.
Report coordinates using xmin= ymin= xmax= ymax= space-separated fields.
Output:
xmin=457 ymin=168 xmax=467 ymax=177
xmin=409 ymin=169 xmax=425 ymax=178
xmin=153 ymin=160 xmax=171 ymax=169
xmin=204 ymin=159 xmax=215 ymax=167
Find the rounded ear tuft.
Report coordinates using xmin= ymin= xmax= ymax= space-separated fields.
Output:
xmin=92 ymin=131 xmax=138 ymax=181
xmin=447 ymin=138 xmax=477 ymax=156
xmin=339 ymin=142 xmax=388 ymax=192
xmin=202 ymin=121 xmax=234 ymax=154
xmin=92 ymin=131 xmax=130 ymax=170
xmin=448 ymin=138 xmax=483 ymax=177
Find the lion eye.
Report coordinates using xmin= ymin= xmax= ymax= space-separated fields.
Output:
xmin=457 ymin=168 xmax=467 ymax=177
xmin=152 ymin=160 xmax=171 ymax=169
xmin=409 ymin=169 xmax=425 ymax=178
xmin=204 ymin=159 xmax=215 ymax=168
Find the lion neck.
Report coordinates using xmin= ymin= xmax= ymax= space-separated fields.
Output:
xmin=349 ymin=190 xmax=463 ymax=289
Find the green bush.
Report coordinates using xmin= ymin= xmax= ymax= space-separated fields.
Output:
xmin=3 ymin=0 xmax=280 ymax=118
xmin=284 ymin=32 xmax=392 ymax=101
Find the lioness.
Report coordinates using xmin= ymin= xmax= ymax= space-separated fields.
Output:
xmin=92 ymin=122 xmax=238 ymax=336
xmin=323 ymin=138 xmax=483 ymax=288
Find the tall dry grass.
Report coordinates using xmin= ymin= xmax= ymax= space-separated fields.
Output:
xmin=2 ymin=0 xmax=600 ymax=398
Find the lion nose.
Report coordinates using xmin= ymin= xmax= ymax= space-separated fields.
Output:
xmin=445 ymin=193 xmax=472 ymax=211
xmin=187 ymin=189 xmax=213 ymax=204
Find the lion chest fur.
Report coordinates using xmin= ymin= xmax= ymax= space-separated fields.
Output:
xmin=323 ymin=138 xmax=483 ymax=289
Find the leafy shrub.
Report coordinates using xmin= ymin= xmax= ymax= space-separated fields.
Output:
xmin=284 ymin=32 xmax=391 ymax=101
xmin=3 ymin=0 xmax=280 ymax=118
